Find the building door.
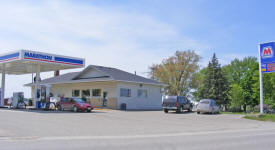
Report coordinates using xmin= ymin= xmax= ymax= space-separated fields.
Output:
xmin=103 ymin=92 xmax=108 ymax=107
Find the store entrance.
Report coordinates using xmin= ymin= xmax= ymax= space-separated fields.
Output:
xmin=102 ymin=92 xmax=108 ymax=107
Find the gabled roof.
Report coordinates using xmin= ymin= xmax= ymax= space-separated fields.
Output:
xmin=25 ymin=65 xmax=165 ymax=86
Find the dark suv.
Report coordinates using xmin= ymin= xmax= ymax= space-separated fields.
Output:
xmin=162 ymin=96 xmax=193 ymax=113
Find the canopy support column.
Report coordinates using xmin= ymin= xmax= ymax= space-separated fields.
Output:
xmin=1 ymin=64 xmax=5 ymax=107
xmin=34 ymin=64 xmax=40 ymax=108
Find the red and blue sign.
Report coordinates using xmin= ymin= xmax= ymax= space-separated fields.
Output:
xmin=23 ymin=51 xmax=84 ymax=66
xmin=0 ymin=52 xmax=20 ymax=63
xmin=0 ymin=50 xmax=84 ymax=67
xmin=260 ymin=42 xmax=275 ymax=73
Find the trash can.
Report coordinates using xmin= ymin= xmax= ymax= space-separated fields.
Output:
xmin=120 ymin=103 xmax=126 ymax=110
xmin=4 ymin=99 xmax=8 ymax=106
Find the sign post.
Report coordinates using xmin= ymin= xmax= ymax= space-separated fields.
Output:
xmin=259 ymin=42 xmax=275 ymax=114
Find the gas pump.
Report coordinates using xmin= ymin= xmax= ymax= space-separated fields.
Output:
xmin=12 ymin=92 xmax=25 ymax=109
xmin=39 ymin=85 xmax=52 ymax=110
xmin=35 ymin=88 xmax=40 ymax=108
xmin=40 ymin=85 xmax=47 ymax=108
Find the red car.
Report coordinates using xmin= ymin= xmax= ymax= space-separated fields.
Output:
xmin=56 ymin=97 xmax=93 ymax=112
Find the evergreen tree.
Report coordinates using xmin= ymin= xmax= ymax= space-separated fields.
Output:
xmin=200 ymin=54 xmax=229 ymax=107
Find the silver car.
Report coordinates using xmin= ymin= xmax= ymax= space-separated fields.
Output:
xmin=197 ymin=99 xmax=219 ymax=114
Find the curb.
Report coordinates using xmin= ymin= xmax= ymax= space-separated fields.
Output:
xmin=93 ymin=108 xmax=113 ymax=111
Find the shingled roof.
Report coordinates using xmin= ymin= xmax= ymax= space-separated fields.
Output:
xmin=25 ymin=65 xmax=164 ymax=86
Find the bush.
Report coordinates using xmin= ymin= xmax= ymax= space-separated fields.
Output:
xmin=227 ymin=106 xmax=242 ymax=112
xmin=254 ymin=104 xmax=272 ymax=112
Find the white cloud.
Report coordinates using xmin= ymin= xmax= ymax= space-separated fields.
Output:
xmin=0 ymin=0 xmax=210 ymax=98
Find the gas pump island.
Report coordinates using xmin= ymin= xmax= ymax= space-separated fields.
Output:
xmin=0 ymin=50 xmax=85 ymax=108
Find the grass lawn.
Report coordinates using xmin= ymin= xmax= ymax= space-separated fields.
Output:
xmin=244 ymin=114 xmax=275 ymax=122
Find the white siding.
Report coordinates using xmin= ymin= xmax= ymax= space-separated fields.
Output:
xmin=32 ymin=82 xmax=118 ymax=99
xmin=117 ymin=82 xmax=162 ymax=110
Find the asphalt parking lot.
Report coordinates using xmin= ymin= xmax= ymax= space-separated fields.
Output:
xmin=0 ymin=109 xmax=275 ymax=150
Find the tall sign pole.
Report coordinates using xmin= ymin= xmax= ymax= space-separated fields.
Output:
xmin=259 ymin=42 xmax=275 ymax=114
xmin=258 ymin=45 xmax=264 ymax=114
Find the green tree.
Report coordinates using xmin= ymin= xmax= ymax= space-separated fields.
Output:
xmin=239 ymin=63 xmax=258 ymax=111
xmin=223 ymin=57 xmax=259 ymax=112
xmin=200 ymin=54 xmax=229 ymax=107
xmin=192 ymin=68 xmax=207 ymax=101
xmin=149 ymin=50 xmax=200 ymax=96
xmin=223 ymin=57 xmax=258 ymax=84
xmin=228 ymin=84 xmax=244 ymax=111
xmin=253 ymin=71 xmax=275 ymax=109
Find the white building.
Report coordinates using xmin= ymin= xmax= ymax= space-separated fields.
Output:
xmin=26 ymin=65 xmax=165 ymax=110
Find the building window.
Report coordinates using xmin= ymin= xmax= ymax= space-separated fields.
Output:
xmin=137 ymin=89 xmax=148 ymax=98
xmin=72 ymin=90 xmax=80 ymax=97
xmin=82 ymin=89 xmax=90 ymax=97
xmin=92 ymin=89 xmax=101 ymax=97
xmin=120 ymin=88 xmax=131 ymax=97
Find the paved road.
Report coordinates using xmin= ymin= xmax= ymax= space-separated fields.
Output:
xmin=0 ymin=109 xmax=275 ymax=150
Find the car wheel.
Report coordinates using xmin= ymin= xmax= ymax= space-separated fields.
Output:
xmin=164 ymin=109 xmax=168 ymax=113
xmin=87 ymin=110 xmax=91 ymax=113
xmin=197 ymin=111 xmax=200 ymax=114
xmin=73 ymin=106 xmax=78 ymax=112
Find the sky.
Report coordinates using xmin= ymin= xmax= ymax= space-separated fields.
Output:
xmin=1 ymin=0 xmax=275 ymax=98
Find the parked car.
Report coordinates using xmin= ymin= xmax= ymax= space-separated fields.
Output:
xmin=197 ymin=99 xmax=219 ymax=114
xmin=56 ymin=97 xmax=93 ymax=112
xmin=162 ymin=96 xmax=193 ymax=113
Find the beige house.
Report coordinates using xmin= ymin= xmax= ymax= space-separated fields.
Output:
xmin=26 ymin=65 xmax=165 ymax=110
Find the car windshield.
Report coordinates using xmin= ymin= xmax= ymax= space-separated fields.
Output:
xmin=200 ymin=100 xmax=210 ymax=104
xmin=73 ymin=98 xmax=85 ymax=103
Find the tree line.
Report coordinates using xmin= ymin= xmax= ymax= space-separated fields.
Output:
xmin=149 ymin=50 xmax=275 ymax=112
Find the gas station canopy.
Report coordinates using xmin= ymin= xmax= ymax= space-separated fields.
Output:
xmin=0 ymin=50 xmax=85 ymax=75
xmin=0 ymin=50 xmax=85 ymax=107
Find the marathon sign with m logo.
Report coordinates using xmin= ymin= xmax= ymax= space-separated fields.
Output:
xmin=260 ymin=42 xmax=275 ymax=73
xmin=262 ymin=46 xmax=273 ymax=59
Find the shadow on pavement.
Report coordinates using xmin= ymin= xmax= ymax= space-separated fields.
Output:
xmin=164 ymin=111 xmax=195 ymax=114
xmin=196 ymin=112 xmax=221 ymax=115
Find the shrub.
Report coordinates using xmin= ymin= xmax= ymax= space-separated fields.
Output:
xmin=228 ymin=106 xmax=242 ymax=112
xmin=254 ymin=104 xmax=271 ymax=112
